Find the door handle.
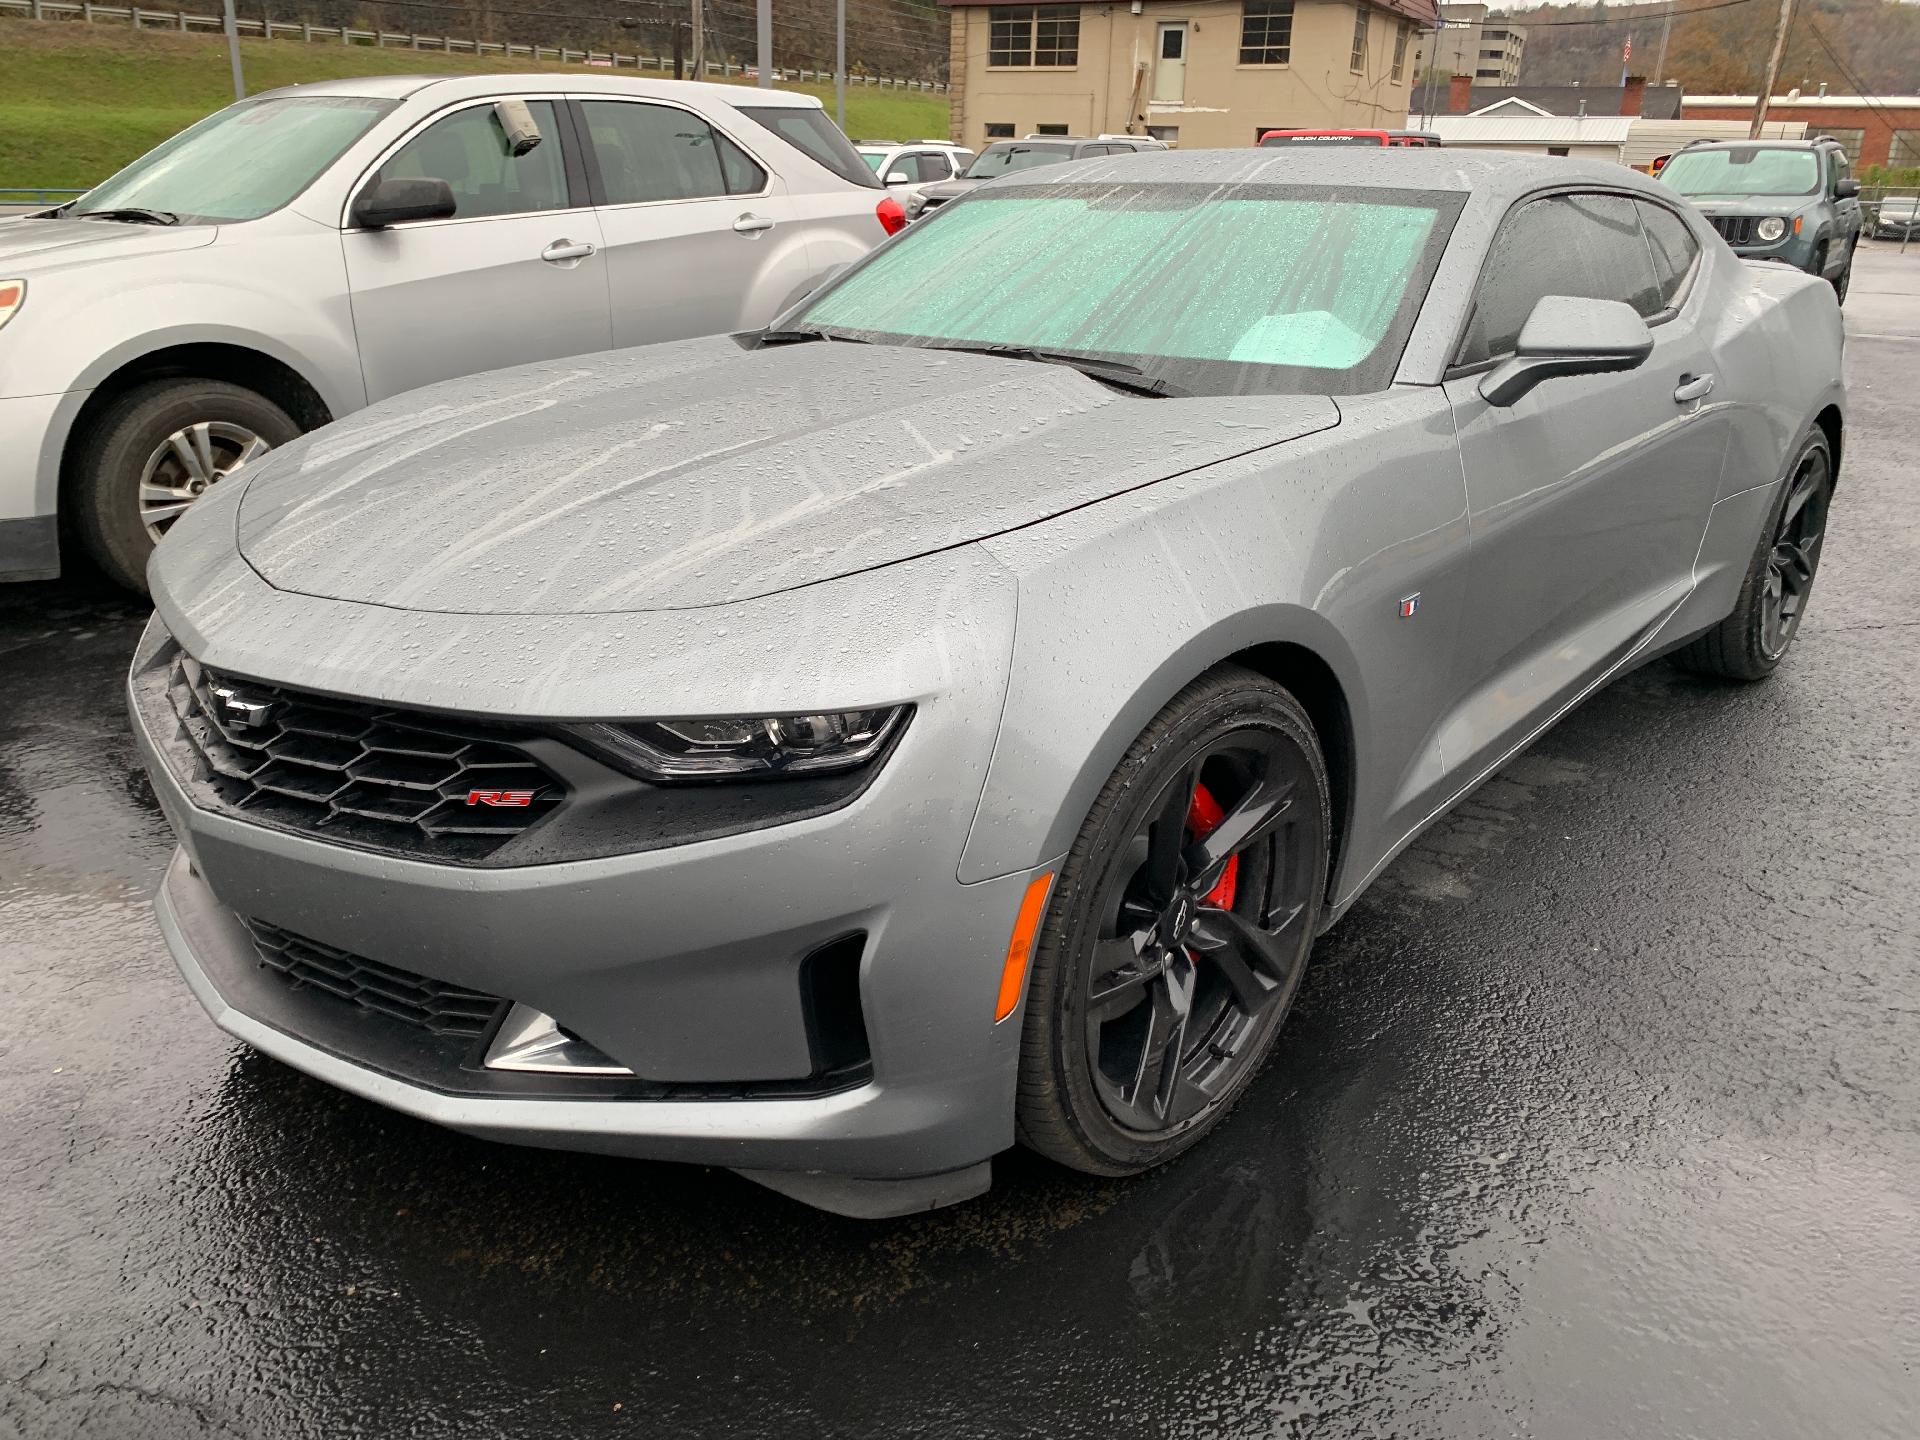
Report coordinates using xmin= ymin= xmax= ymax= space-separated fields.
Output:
xmin=1673 ymin=373 xmax=1716 ymax=404
xmin=732 ymin=213 xmax=776 ymax=234
xmin=540 ymin=239 xmax=596 ymax=263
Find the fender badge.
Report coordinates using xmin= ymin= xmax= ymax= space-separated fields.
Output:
xmin=1399 ymin=593 xmax=1421 ymax=618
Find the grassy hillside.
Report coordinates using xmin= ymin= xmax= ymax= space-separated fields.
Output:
xmin=0 ymin=19 xmax=949 ymax=189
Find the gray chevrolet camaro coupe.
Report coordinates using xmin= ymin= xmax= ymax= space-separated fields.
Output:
xmin=131 ymin=150 xmax=1844 ymax=1217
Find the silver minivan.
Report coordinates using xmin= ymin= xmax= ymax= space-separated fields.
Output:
xmin=0 ymin=75 xmax=898 ymax=589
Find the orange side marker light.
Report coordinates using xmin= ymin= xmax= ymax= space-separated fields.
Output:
xmin=994 ymin=871 xmax=1055 ymax=1022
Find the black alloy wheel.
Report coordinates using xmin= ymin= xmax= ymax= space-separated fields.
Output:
xmin=1761 ymin=443 xmax=1831 ymax=660
xmin=1017 ymin=668 xmax=1330 ymax=1175
xmin=1675 ymin=431 xmax=1834 ymax=681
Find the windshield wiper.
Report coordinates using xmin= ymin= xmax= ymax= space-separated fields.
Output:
xmin=73 ymin=207 xmax=181 ymax=226
xmin=754 ymin=326 xmax=870 ymax=347
xmin=922 ymin=342 xmax=1188 ymax=397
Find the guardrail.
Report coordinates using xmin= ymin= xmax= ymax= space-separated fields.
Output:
xmin=1861 ymin=185 xmax=1919 ymax=256
xmin=0 ymin=2 xmax=948 ymax=91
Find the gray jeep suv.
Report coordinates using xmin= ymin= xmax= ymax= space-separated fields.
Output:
xmin=1660 ymin=137 xmax=1862 ymax=302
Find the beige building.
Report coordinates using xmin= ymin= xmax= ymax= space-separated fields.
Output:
xmin=1429 ymin=4 xmax=1524 ymax=86
xmin=942 ymin=0 xmax=1438 ymax=152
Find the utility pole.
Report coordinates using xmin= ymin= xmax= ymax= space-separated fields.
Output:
xmin=835 ymin=0 xmax=847 ymax=129
xmin=1653 ymin=0 xmax=1674 ymax=85
xmin=757 ymin=0 xmax=772 ymax=86
xmin=221 ymin=0 xmax=245 ymax=99
xmin=689 ymin=0 xmax=703 ymax=80
xmin=1751 ymin=0 xmax=1796 ymax=137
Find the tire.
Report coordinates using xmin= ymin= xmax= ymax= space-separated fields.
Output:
xmin=1015 ymin=665 xmax=1331 ymax=1176
xmin=1673 ymin=431 xmax=1832 ymax=682
xmin=68 ymin=378 xmax=299 ymax=592
xmin=1832 ymin=244 xmax=1853 ymax=305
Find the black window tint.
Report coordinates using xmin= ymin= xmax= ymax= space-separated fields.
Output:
xmin=1460 ymin=194 xmax=1661 ymax=363
xmin=1637 ymin=201 xmax=1699 ymax=309
xmin=581 ymin=101 xmax=727 ymax=203
xmin=1571 ymin=193 xmax=1662 ymax=317
xmin=918 ymin=151 xmax=953 ymax=180
xmin=736 ymin=105 xmax=882 ymax=188
xmin=377 ymin=100 xmax=569 ymax=219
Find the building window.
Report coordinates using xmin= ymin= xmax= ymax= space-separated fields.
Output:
xmin=988 ymin=6 xmax=1079 ymax=68
xmin=1146 ymin=124 xmax=1180 ymax=144
xmin=1547 ymin=146 xmax=1570 ymax=156
xmin=984 ymin=122 xmax=1015 ymax=138
xmin=1034 ymin=124 xmax=1070 ymax=135
xmin=1350 ymin=6 xmax=1369 ymax=73
xmin=1392 ymin=21 xmax=1410 ymax=80
xmin=1239 ymin=1 xmax=1294 ymax=66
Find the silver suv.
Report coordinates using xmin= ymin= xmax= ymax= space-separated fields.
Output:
xmin=0 ymin=75 xmax=898 ymax=590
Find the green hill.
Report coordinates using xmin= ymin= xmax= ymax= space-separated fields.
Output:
xmin=0 ymin=18 xmax=949 ymax=189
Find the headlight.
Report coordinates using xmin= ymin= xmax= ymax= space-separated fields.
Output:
xmin=1756 ymin=216 xmax=1788 ymax=243
xmin=0 ymin=279 xmax=24 ymax=331
xmin=564 ymin=706 xmax=911 ymax=781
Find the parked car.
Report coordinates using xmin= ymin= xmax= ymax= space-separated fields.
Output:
xmin=134 ymin=149 xmax=1842 ymax=1218
xmin=1258 ymin=129 xmax=1442 ymax=147
xmin=0 ymin=75 xmax=900 ymax=590
xmin=907 ymin=135 xmax=1166 ymax=219
xmin=855 ymin=140 xmax=976 ymax=208
xmin=1870 ymin=193 xmax=1920 ymax=241
xmin=1659 ymin=137 xmax=1861 ymax=301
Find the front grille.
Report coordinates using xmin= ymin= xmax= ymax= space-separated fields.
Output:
xmin=1708 ymin=214 xmax=1759 ymax=246
xmin=241 ymin=917 xmax=505 ymax=1037
xmin=161 ymin=653 xmax=562 ymax=862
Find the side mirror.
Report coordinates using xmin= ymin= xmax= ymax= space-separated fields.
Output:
xmin=1836 ymin=178 xmax=1861 ymax=199
xmin=884 ymin=170 xmax=911 ymax=185
xmin=1480 ymin=295 xmax=1653 ymax=407
xmin=351 ymin=176 xmax=457 ymax=230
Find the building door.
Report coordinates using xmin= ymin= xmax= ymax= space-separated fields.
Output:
xmin=1153 ymin=24 xmax=1187 ymax=104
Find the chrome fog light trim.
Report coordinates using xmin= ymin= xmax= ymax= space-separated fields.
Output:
xmin=484 ymin=1003 xmax=635 ymax=1075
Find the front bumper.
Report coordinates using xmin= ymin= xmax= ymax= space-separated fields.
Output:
xmin=132 ymin=542 xmax=1046 ymax=1212
xmin=0 ymin=390 xmax=70 ymax=579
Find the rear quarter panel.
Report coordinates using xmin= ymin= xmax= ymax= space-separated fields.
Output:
xmin=1712 ymin=256 xmax=1846 ymax=501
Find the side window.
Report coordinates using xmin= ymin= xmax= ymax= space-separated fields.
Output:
xmin=714 ymin=130 xmax=768 ymax=194
xmin=890 ymin=154 xmax=926 ymax=182
xmin=1459 ymin=194 xmax=1661 ymax=364
xmin=917 ymin=151 xmax=953 ymax=181
xmin=580 ymin=100 xmax=733 ymax=204
xmin=374 ymin=100 xmax=569 ymax=219
xmin=1637 ymin=201 xmax=1701 ymax=310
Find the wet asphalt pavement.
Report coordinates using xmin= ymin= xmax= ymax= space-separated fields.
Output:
xmin=3 ymin=253 xmax=1917 ymax=1440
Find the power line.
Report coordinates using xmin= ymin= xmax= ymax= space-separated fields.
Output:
xmin=1804 ymin=19 xmax=1920 ymax=150
xmin=1456 ymin=0 xmax=1762 ymax=29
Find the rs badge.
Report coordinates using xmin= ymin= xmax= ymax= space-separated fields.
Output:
xmin=467 ymin=789 xmax=537 ymax=807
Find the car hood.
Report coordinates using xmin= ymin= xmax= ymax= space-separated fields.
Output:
xmin=1682 ymin=196 xmax=1817 ymax=216
xmin=0 ymin=215 xmax=218 ymax=270
xmin=918 ymin=176 xmax=986 ymax=202
xmin=235 ymin=338 xmax=1340 ymax=615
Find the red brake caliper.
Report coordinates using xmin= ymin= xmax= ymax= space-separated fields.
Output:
xmin=1186 ymin=783 xmax=1238 ymax=910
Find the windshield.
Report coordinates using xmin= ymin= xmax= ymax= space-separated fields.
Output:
xmin=964 ymin=144 xmax=1073 ymax=179
xmin=1661 ymin=147 xmax=1820 ymax=198
xmin=795 ymin=182 xmax=1461 ymax=396
xmin=73 ymin=95 xmax=395 ymax=223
